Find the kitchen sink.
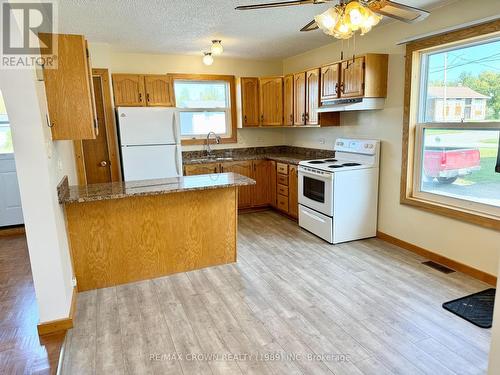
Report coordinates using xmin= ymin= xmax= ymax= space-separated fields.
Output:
xmin=189 ymin=157 xmax=233 ymax=163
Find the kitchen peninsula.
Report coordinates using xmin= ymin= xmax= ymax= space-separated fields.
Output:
xmin=58 ymin=173 xmax=255 ymax=291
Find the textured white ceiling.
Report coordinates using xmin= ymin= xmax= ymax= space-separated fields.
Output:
xmin=58 ymin=0 xmax=450 ymax=59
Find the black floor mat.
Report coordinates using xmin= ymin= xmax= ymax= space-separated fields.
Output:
xmin=442 ymin=288 xmax=496 ymax=328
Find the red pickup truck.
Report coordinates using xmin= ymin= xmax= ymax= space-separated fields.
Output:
xmin=424 ymin=147 xmax=481 ymax=184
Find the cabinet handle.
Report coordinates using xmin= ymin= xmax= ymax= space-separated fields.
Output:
xmin=220 ymin=166 xmax=223 ymax=173
xmin=301 ymin=113 xmax=305 ymax=122
xmin=139 ymin=93 xmax=143 ymax=102
xmin=290 ymin=114 xmax=293 ymax=122
xmin=244 ymin=115 xmax=247 ymax=123
xmin=334 ymin=83 xmax=339 ymax=94
xmin=146 ymin=93 xmax=150 ymax=102
xmin=339 ymin=83 xmax=345 ymax=94
xmin=260 ymin=114 xmax=264 ymax=123
xmin=305 ymin=113 xmax=309 ymax=120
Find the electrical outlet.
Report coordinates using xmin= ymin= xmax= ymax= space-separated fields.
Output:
xmin=319 ymin=138 xmax=326 ymax=145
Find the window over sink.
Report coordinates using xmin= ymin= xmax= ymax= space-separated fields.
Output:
xmin=401 ymin=21 xmax=500 ymax=229
xmin=172 ymin=74 xmax=237 ymax=145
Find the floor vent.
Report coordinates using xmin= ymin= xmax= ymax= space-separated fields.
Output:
xmin=422 ymin=261 xmax=455 ymax=274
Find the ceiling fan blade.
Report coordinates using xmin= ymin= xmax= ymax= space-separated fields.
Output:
xmin=368 ymin=0 xmax=430 ymax=23
xmin=235 ymin=0 xmax=317 ymax=11
xmin=300 ymin=19 xmax=319 ymax=32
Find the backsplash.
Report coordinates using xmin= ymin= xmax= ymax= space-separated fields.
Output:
xmin=182 ymin=145 xmax=335 ymax=160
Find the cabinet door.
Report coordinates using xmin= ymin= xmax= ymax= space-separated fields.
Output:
xmin=112 ymin=74 xmax=146 ymax=107
xmin=221 ymin=161 xmax=253 ymax=208
xmin=306 ymin=68 xmax=320 ymax=125
xmin=321 ymin=63 xmax=340 ymax=101
xmin=40 ymin=33 xmax=96 ymax=140
xmin=252 ymin=160 xmax=273 ymax=207
xmin=293 ymin=73 xmax=306 ymax=125
xmin=259 ymin=77 xmax=283 ymax=126
xmin=144 ymin=75 xmax=174 ymax=106
xmin=341 ymin=57 xmax=365 ymax=98
xmin=283 ymin=75 xmax=294 ymax=126
xmin=288 ymin=165 xmax=298 ymax=219
xmin=270 ymin=160 xmax=277 ymax=208
xmin=241 ymin=77 xmax=260 ymax=127
xmin=184 ymin=163 xmax=219 ymax=176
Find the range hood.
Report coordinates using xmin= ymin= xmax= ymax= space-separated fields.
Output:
xmin=317 ymin=98 xmax=385 ymax=113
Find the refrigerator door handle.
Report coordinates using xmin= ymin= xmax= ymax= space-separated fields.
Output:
xmin=173 ymin=111 xmax=179 ymax=144
xmin=175 ymin=145 xmax=180 ymax=176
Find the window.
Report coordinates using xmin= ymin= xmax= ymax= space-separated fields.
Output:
xmin=402 ymin=21 xmax=500 ymax=229
xmin=172 ymin=74 xmax=236 ymax=145
xmin=0 ymin=92 xmax=13 ymax=154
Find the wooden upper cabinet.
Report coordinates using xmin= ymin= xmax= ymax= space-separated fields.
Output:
xmin=340 ymin=57 xmax=365 ymax=98
xmin=144 ymin=75 xmax=174 ymax=106
xmin=40 ymin=33 xmax=96 ymax=140
xmin=293 ymin=73 xmax=306 ymax=125
xmin=305 ymin=68 xmax=320 ymax=125
xmin=259 ymin=77 xmax=283 ymax=126
xmin=240 ymin=77 xmax=260 ymax=127
xmin=112 ymin=74 xmax=145 ymax=106
xmin=283 ymin=75 xmax=294 ymax=126
xmin=321 ymin=63 xmax=340 ymax=101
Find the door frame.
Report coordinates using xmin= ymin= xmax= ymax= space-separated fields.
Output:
xmin=74 ymin=68 xmax=121 ymax=185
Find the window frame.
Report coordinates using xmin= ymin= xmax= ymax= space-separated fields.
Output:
xmin=171 ymin=74 xmax=237 ymax=145
xmin=401 ymin=19 xmax=500 ymax=231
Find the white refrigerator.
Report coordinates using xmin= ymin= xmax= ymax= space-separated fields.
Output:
xmin=117 ymin=107 xmax=182 ymax=181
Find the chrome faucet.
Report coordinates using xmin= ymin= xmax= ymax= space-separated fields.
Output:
xmin=206 ymin=131 xmax=221 ymax=159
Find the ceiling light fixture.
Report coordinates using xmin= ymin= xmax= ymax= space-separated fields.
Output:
xmin=211 ymin=40 xmax=224 ymax=56
xmin=202 ymin=52 xmax=214 ymax=66
xmin=314 ymin=0 xmax=382 ymax=40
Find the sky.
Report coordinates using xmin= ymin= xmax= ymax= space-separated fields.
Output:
xmin=427 ymin=39 xmax=500 ymax=82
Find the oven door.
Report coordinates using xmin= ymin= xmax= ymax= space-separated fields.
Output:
xmin=298 ymin=167 xmax=334 ymax=216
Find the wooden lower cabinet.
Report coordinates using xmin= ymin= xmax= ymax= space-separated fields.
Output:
xmin=252 ymin=160 xmax=273 ymax=207
xmin=288 ymin=165 xmax=298 ymax=219
xmin=183 ymin=159 xmax=297 ymax=217
xmin=221 ymin=161 xmax=254 ymax=208
xmin=184 ymin=163 xmax=220 ymax=175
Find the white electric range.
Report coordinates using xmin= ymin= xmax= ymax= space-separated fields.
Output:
xmin=298 ymin=138 xmax=380 ymax=244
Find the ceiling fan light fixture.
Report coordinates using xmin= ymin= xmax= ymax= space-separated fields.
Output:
xmin=202 ymin=52 xmax=214 ymax=66
xmin=211 ymin=40 xmax=224 ymax=56
xmin=314 ymin=7 xmax=338 ymax=33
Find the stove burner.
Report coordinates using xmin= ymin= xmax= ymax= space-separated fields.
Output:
xmin=308 ymin=160 xmax=326 ymax=164
xmin=342 ymin=162 xmax=361 ymax=167
xmin=324 ymin=159 xmax=337 ymax=162
xmin=328 ymin=165 xmax=343 ymax=169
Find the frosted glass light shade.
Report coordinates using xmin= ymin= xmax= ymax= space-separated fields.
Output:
xmin=202 ymin=52 xmax=213 ymax=66
xmin=211 ymin=40 xmax=224 ymax=56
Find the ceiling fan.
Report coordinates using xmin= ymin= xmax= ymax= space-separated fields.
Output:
xmin=235 ymin=0 xmax=430 ymax=38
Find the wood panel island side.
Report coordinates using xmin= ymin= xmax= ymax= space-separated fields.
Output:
xmin=58 ymin=173 xmax=255 ymax=291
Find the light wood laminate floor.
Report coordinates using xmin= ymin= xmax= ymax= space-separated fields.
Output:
xmin=61 ymin=211 xmax=491 ymax=375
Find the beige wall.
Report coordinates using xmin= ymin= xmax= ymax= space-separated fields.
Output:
xmin=283 ymin=0 xmax=500 ymax=275
xmin=89 ymin=43 xmax=286 ymax=151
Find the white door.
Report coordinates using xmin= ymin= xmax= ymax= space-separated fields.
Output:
xmin=121 ymin=144 xmax=182 ymax=181
xmin=117 ymin=107 xmax=179 ymax=146
xmin=0 ymin=153 xmax=23 ymax=226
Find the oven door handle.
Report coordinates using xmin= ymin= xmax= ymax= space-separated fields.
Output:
xmin=298 ymin=169 xmax=333 ymax=180
xmin=301 ymin=209 xmax=327 ymax=223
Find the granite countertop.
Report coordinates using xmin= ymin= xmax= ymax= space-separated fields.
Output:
xmin=58 ymin=173 xmax=256 ymax=204
xmin=183 ymin=153 xmax=313 ymax=166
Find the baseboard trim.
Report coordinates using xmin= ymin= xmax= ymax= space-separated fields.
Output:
xmin=376 ymin=231 xmax=497 ymax=286
xmin=37 ymin=287 xmax=77 ymax=336
xmin=0 ymin=225 xmax=25 ymax=237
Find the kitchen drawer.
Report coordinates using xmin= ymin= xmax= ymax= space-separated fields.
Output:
xmin=277 ymin=163 xmax=288 ymax=175
xmin=277 ymin=174 xmax=288 ymax=186
xmin=277 ymin=184 xmax=288 ymax=197
xmin=277 ymin=194 xmax=289 ymax=212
